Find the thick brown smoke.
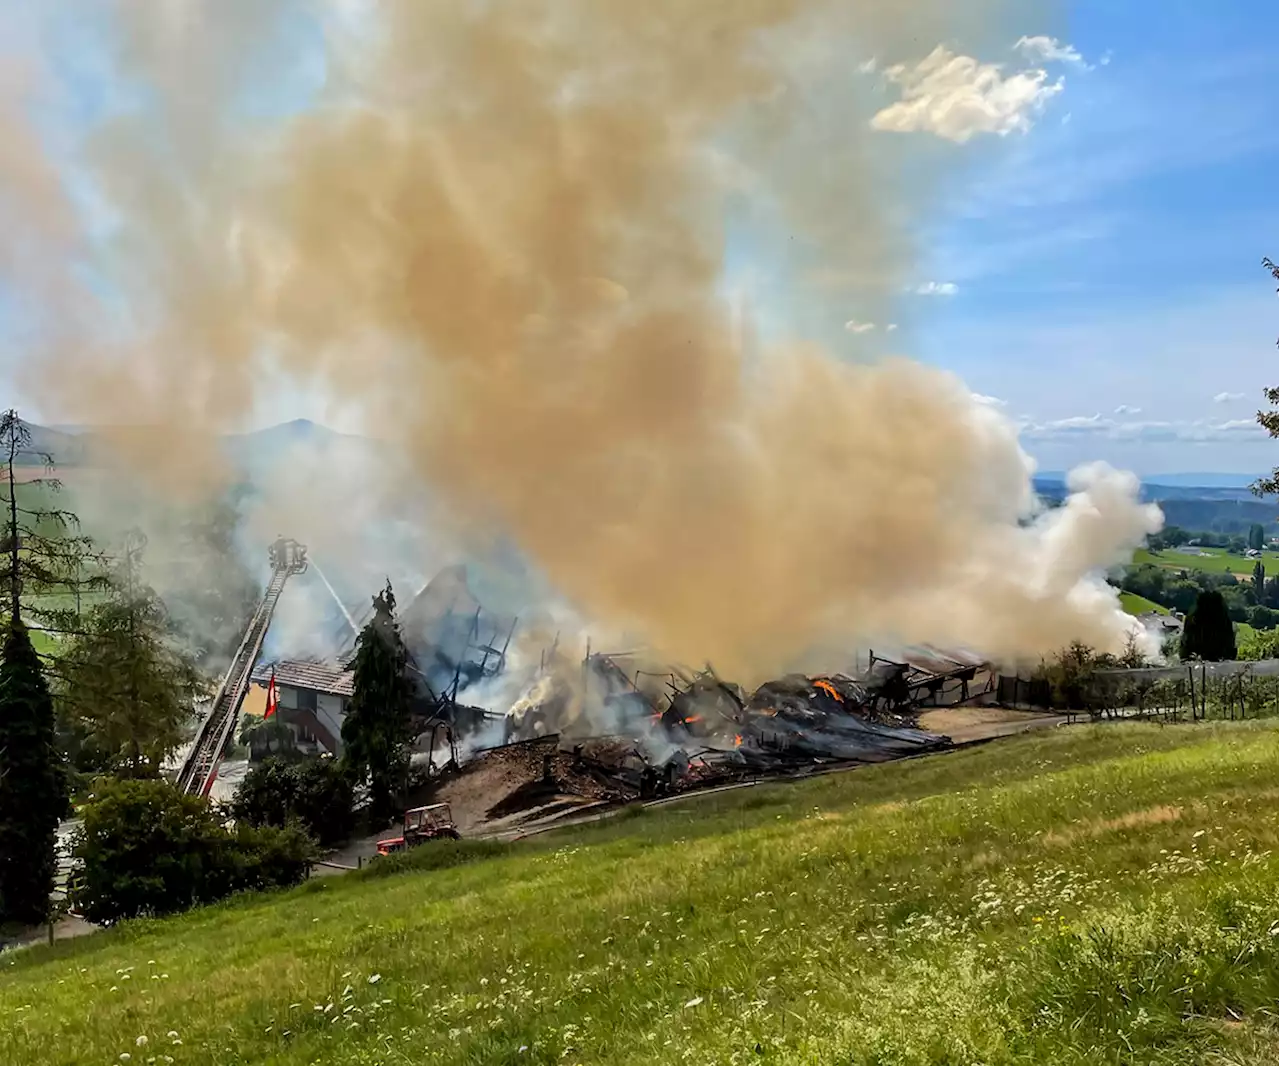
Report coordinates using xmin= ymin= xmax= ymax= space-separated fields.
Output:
xmin=8 ymin=1 xmax=1160 ymax=680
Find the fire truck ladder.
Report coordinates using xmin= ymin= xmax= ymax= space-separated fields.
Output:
xmin=176 ymin=541 xmax=308 ymax=796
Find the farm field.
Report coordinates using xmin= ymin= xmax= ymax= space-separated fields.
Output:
xmin=1119 ymin=591 xmax=1169 ymax=616
xmin=1133 ymin=546 xmax=1280 ymax=577
xmin=2 ymin=719 xmax=1276 ymax=1065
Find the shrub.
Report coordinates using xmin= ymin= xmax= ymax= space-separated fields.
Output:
xmin=70 ymin=778 xmax=316 ymax=924
xmin=360 ymin=837 xmax=509 ymax=881
xmin=231 ymin=755 xmax=355 ymax=848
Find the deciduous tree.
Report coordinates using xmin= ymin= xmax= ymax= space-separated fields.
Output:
xmin=1250 ymin=259 xmax=1278 ymax=498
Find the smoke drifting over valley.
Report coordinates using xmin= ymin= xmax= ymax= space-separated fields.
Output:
xmin=2 ymin=1 xmax=1162 ymax=677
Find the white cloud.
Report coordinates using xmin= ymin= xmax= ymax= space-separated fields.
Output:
xmin=856 ymin=57 xmax=878 ymax=75
xmin=1114 ymin=404 xmax=1141 ymax=415
xmin=1022 ymin=414 xmax=1263 ymax=444
xmin=1213 ymin=391 xmax=1245 ymax=404
xmin=870 ymin=46 xmax=1064 ymax=143
xmin=1014 ymin=36 xmax=1086 ymax=66
xmin=844 ymin=318 xmax=876 ymax=333
xmin=885 ymin=323 xmax=898 ymax=332
xmin=971 ymin=393 xmax=1006 ymax=408
xmin=915 ymin=281 xmax=958 ymax=296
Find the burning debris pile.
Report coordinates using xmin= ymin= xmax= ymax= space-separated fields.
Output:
xmin=413 ymin=598 xmax=994 ymax=830
xmin=263 ymin=564 xmax=994 ymax=831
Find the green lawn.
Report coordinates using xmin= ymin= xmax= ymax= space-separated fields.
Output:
xmin=27 ymin=628 xmax=57 ymax=658
xmin=1119 ymin=591 xmax=1169 ymax=616
xmin=2 ymin=721 xmax=1276 ymax=1065
xmin=1134 ymin=546 xmax=1280 ymax=577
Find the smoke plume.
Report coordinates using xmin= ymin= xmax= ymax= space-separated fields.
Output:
xmin=3 ymin=1 xmax=1162 ymax=679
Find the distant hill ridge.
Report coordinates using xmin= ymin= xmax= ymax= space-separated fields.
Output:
xmin=1034 ymin=471 xmax=1266 ymax=491
xmin=13 ymin=418 xmax=361 ymax=467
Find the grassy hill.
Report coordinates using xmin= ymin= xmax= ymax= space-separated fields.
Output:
xmin=1118 ymin=591 xmax=1169 ymax=616
xmin=2 ymin=720 xmax=1276 ymax=1065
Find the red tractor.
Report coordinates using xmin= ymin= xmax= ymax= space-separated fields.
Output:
xmin=376 ymin=803 xmax=460 ymax=856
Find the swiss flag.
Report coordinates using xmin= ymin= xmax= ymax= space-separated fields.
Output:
xmin=264 ymin=668 xmax=279 ymax=720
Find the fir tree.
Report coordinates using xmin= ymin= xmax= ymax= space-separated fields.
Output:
xmin=0 ymin=619 xmax=67 ymax=927
xmin=341 ymin=582 xmax=414 ymax=824
xmin=1 ymin=410 xmax=107 ymax=639
xmin=1179 ymin=590 xmax=1237 ymax=662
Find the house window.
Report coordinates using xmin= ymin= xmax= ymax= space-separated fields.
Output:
xmin=296 ymin=688 xmax=318 ymax=712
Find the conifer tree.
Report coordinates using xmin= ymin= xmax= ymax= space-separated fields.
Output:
xmin=341 ymin=582 xmax=413 ymax=824
xmin=0 ymin=410 xmax=86 ymax=927
xmin=1 ymin=410 xmax=106 ymax=638
xmin=56 ymin=531 xmax=201 ymax=778
xmin=0 ymin=619 xmax=66 ymax=927
xmin=1179 ymin=590 xmax=1237 ymax=662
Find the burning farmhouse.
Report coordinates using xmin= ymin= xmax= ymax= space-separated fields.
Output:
xmin=186 ymin=550 xmax=999 ymax=833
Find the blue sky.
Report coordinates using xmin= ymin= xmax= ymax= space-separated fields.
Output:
xmin=907 ymin=1 xmax=1278 ymax=475
xmin=0 ymin=1 xmax=1276 ymax=478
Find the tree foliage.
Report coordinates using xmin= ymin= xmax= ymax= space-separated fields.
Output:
xmin=55 ymin=531 xmax=201 ymax=778
xmin=231 ymin=755 xmax=355 ymax=847
xmin=341 ymin=582 xmax=414 ymax=824
xmin=1179 ymin=590 xmax=1237 ymax=662
xmin=1238 ymin=624 xmax=1279 ymax=662
xmin=0 ymin=410 xmax=107 ymax=640
xmin=238 ymin=712 xmax=299 ymax=761
xmin=1032 ymin=638 xmax=1148 ymax=712
xmin=70 ymin=777 xmax=314 ymax=924
xmin=1251 ymin=258 xmax=1278 ymax=498
xmin=0 ymin=619 xmax=68 ymax=927
xmin=1247 ymin=524 xmax=1266 ymax=551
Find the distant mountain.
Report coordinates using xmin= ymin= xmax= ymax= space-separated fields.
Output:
xmin=221 ymin=418 xmax=366 ymax=462
xmin=1034 ymin=471 xmax=1264 ymax=492
xmin=1142 ymin=473 xmax=1265 ymax=489
xmin=11 ymin=422 xmax=88 ymax=466
xmin=13 ymin=418 xmax=377 ymax=470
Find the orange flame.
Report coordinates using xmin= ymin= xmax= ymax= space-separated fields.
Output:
xmin=683 ymin=714 xmax=703 ymax=724
xmin=814 ymin=679 xmax=843 ymax=702
xmin=734 ymin=734 xmax=743 ymax=747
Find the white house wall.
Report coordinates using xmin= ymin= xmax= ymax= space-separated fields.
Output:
xmin=316 ymin=692 xmax=346 ymax=750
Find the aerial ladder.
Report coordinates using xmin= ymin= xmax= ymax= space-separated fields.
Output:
xmin=175 ymin=538 xmax=308 ymax=796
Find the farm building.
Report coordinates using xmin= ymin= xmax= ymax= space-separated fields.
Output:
xmin=249 ymin=563 xmax=515 ymax=756
xmin=249 ymin=659 xmax=353 ymax=754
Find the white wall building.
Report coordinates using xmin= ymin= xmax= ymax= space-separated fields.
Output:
xmin=250 ymin=659 xmax=353 ymax=754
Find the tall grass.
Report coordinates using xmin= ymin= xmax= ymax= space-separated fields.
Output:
xmin=1 ymin=719 xmax=1275 ymax=1065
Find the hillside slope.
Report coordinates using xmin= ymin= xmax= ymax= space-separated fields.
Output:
xmin=2 ymin=720 xmax=1276 ymax=1065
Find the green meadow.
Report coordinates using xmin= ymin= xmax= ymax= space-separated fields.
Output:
xmin=2 ymin=719 xmax=1276 ymax=1065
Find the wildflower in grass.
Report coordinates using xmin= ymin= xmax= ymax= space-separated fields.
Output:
xmin=684 ymin=996 xmax=704 ymax=1008
xmin=368 ymin=973 xmax=381 ymax=984
xmin=135 ymin=1035 xmax=148 ymax=1047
